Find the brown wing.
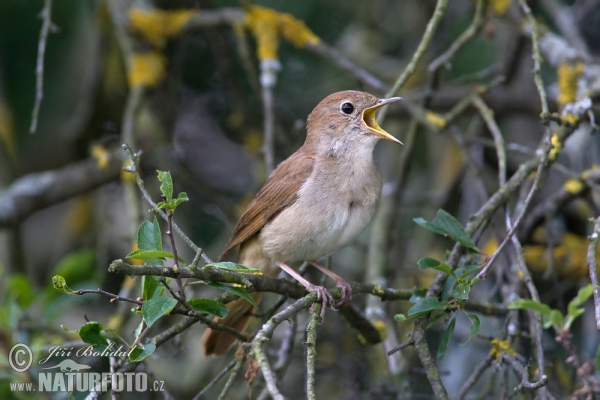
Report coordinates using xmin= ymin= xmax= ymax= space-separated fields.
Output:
xmin=221 ymin=150 xmax=315 ymax=256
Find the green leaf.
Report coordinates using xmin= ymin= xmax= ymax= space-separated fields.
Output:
xmin=79 ymin=322 xmax=109 ymax=352
xmin=204 ymin=261 xmax=262 ymax=274
xmin=508 ymin=299 xmax=552 ymax=317
xmin=142 ymin=296 xmax=178 ymax=328
xmin=126 ymin=249 xmax=184 ymax=263
xmin=394 ymin=313 xmax=409 ymax=322
xmin=449 ymin=282 xmax=470 ymax=300
xmin=414 ymin=209 xmax=478 ymax=251
xmin=188 ymin=298 xmax=228 ymax=318
xmin=547 ymin=309 xmax=564 ymax=330
xmin=461 ymin=313 xmax=480 ymax=346
xmin=52 ymin=275 xmax=75 ymax=295
xmin=173 ymin=192 xmax=189 ymax=207
xmin=437 ymin=317 xmax=456 ymax=361
xmin=157 ymin=170 xmax=173 ymax=202
xmin=408 ymin=297 xmax=447 ymax=316
xmin=566 ymin=284 xmax=594 ymax=324
xmin=128 ymin=343 xmax=156 ymax=362
xmin=137 ymin=218 xmax=163 ymax=266
xmin=208 ymin=282 xmax=259 ymax=308
xmin=142 ymin=275 xmax=160 ymax=301
xmin=417 ymin=258 xmax=455 ymax=277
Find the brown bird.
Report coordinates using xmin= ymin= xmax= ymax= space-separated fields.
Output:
xmin=201 ymin=90 xmax=401 ymax=356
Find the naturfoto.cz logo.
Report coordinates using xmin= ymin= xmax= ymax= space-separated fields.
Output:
xmin=8 ymin=343 xmax=165 ymax=394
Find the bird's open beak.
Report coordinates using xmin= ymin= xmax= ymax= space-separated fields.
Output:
xmin=362 ymin=97 xmax=403 ymax=144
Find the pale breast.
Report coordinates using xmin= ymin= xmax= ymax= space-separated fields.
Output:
xmin=259 ymin=157 xmax=382 ymax=263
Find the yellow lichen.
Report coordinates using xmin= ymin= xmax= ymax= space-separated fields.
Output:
xmin=128 ymin=52 xmax=167 ymax=88
xmin=489 ymin=0 xmax=512 ymax=15
xmin=561 ymin=113 xmax=579 ymax=125
xmin=556 ymin=62 xmax=584 ymax=106
xmin=245 ymin=6 xmax=320 ymax=61
xmin=425 ymin=111 xmax=447 ymax=128
xmin=489 ymin=338 xmax=516 ymax=360
xmin=564 ymin=178 xmax=585 ymax=194
xmin=91 ymin=144 xmax=110 ymax=169
xmin=129 ymin=9 xmax=196 ymax=48
xmin=245 ymin=6 xmax=280 ymax=61
xmin=548 ymin=134 xmax=562 ymax=161
xmin=279 ymin=12 xmax=320 ymax=48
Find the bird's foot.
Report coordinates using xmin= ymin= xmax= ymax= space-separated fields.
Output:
xmin=306 ymin=283 xmax=335 ymax=321
xmin=334 ymin=279 xmax=353 ymax=309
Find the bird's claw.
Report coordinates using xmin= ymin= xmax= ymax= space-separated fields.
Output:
xmin=334 ymin=280 xmax=353 ymax=309
xmin=307 ymin=284 xmax=335 ymax=322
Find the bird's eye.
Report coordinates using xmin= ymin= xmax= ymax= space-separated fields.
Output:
xmin=341 ymin=102 xmax=355 ymax=115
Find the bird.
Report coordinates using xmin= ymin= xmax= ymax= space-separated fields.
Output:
xmin=201 ymin=90 xmax=402 ymax=356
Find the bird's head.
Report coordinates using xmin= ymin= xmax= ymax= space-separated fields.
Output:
xmin=306 ymin=90 xmax=402 ymax=157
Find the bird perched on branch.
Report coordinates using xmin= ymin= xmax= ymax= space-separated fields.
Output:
xmin=201 ymin=90 xmax=402 ymax=356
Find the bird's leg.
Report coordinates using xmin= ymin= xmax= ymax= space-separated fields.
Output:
xmin=276 ymin=262 xmax=333 ymax=320
xmin=309 ymin=262 xmax=352 ymax=308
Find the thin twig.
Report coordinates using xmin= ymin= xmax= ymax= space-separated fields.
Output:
xmin=30 ymin=0 xmax=54 ymax=134
xmin=588 ymin=216 xmax=600 ymax=330
xmin=456 ymin=354 xmax=494 ymax=400
xmin=518 ymin=0 xmax=550 ymax=117
xmin=428 ymin=0 xmax=488 ymax=76
xmin=193 ymin=359 xmax=237 ymax=400
xmin=381 ymin=0 xmax=449 ymax=122
xmin=216 ymin=357 xmax=245 ymax=400
xmin=472 ymin=95 xmax=507 ymax=186
xmin=305 ymin=302 xmax=321 ymax=400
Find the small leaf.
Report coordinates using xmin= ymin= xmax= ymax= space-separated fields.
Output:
xmin=79 ymin=322 xmax=109 ymax=352
xmin=508 ymin=299 xmax=552 ymax=317
xmin=205 ymin=261 xmax=262 ymax=275
xmin=394 ymin=313 xmax=409 ymax=322
xmin=173 ymin=192 xmax=189 ymax=207
xmin=137 ymin=218 xmax=163 ymax=266
xmin=188 ymin=298 xmax=228 ymax=318
xmin=461 ymin=313 xmax=480 ymax=346
xmin=52 ymin=275 xmax=75 ymax=295
xmin=449 ymin=282 xmax=470 ymax=300
xmin=142 ymin=296 xmax=178 ymax=327
xmin=417 ymin=258 xmax=455 ymax=277
xmin=414 ymin=209 xmax=478 ymax=251
xmin=408 ymin=297 xmax=447 ymax=316
xmin=126 ymin=249 xmax=184 ymax=263
xmin=208 ymin=282 xmax=259 ymax=308
xmin=567 ymin=284 xmax=594 ymax=320
xmin=129 ymin=343 xmax=156 ymax=362
xmin=157 ymin=170 xmax=173 ymax=202
xmin=437 ymin=317 xmax=456 ymax=361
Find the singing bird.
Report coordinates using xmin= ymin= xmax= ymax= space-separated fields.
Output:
xmin=201 ymin=90 xmax=401 ymax=355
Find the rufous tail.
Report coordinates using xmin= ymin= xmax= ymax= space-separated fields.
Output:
xmin=200 ymin=292 xmax=263 ymax=356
